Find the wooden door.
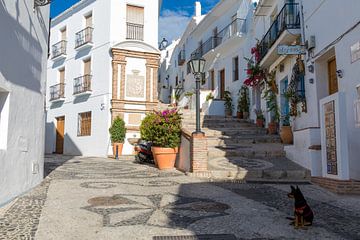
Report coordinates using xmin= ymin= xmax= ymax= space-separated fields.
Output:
xmin=220 ymin=69 xmax=225 ymax=99
xmin=328 ymin=58 xmax=338 ymax=95
xmin=85 ymin=14 xmax=93 ymax=27
xmin=210 ymin=70 xmax=215 ymax=90
xmin=55 ymin=116 xmax=65 ymax=154
xmin=61 ymin=28 xmax=67 ymax=41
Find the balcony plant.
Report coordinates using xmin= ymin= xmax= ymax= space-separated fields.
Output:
xmin=223 ymin=90 xmax=233 ymax=117
xmin=244 ymin=45 xmax=265 ymax=87
xmin=263 ymin=75 xmax=280 ymax=134
xmin=109 ymin=117 xmax=126 ymax=157
xmin=237 ymin=85 xmax=250 ymax=119
xmin=280 ymin=114 xmax=293 ymax=144
xmin=254 ymin=109 xmax=265 ymax=127
xmin=140 ymin=109 xmax=182 ymax=170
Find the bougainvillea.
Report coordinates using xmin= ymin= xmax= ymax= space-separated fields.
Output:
xmin=244 ymin=44 xmax=265 ymax=87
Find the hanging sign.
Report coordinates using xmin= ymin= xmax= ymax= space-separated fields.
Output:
xmin=277 ymin=45 xmax=306 ymax=55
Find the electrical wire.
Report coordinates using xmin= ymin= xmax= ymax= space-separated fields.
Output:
xmin=310 ymin=19 xmax=360 ymax=60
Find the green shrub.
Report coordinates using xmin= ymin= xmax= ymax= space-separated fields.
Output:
xmin=224 ymin=90 xmax=233 ymax=113
xmin=109 ymin=117 xmax=126 ymax=143
xmin=140 ymin=109 xmax=182 ymax=148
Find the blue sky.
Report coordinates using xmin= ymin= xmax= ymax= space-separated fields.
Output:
xmin=50 ymin=0 xmax=220 ymax=42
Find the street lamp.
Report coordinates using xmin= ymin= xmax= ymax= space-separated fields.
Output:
xmin=159 ymin=38 xmax=168 ymax=50
xmin=189 ymin=57 xmax=206 ymax=136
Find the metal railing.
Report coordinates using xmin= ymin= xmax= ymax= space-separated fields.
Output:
xmin=178 ymin=50 xmax=186 ymax=65
xmin=74 ymin=74 xmax=92 ymax=95
xmin=191 ymin=18 xmax=245 ymax=59
xmin=50 ymin=83 xmax=65 ymax=101
xmin=126 ymin=22 xmax=144 ymax=41
xmin=51 ymin=40 xmax=67 ymax=59
xmin=75 ymin=27 xmax=94 ymax=49
xmin=258 ymin=3 xmax=300 ymax=61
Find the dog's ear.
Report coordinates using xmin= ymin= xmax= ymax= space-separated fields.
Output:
xmin=290 ymin=185 xmax=295 ymax=191
xmin=296 ymin=185 xmax=300 ymax=190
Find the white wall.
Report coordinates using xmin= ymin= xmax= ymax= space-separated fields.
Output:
xmin=0 ymin=0 xmax=50 ymax=205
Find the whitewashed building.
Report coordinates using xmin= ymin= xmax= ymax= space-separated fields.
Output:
xmin=45 ymin=0 xmax=161 ymax=156
xmin=0 ymin=1 xmax=50 ymax=205
xmin=161 ymin=0 xmax=253 ymax=115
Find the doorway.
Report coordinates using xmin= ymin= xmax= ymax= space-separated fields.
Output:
xmin=55 ymin=116 xmax=65 ymax=154
xmin=328 ymin=57 xmax=338 ymax=95
xmin=219 ymin=69 xmax=225 ymax=99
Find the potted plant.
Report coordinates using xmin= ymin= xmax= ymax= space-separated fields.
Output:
xmin=254 ymin=109 xmax=265 ymax=127
xmin=223 ymin=90 xmax=233 ymax=117
xmin=140 ymin=108 xmax=182 ymax=170
xmin=109 ymin=117 xmax=126 ymax=157
xmin=237 ymin=85 xmax=249 ymax=119
xmin=206 ymin=92 xmax=214 ymax=102
xmin=280 ymin=114 xmax=293 ymax=144
xmin=263 ymin=87 xmax=280 ymax=134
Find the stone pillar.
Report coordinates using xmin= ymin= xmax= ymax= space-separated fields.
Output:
xmin=191 ymin=133 xmax=208 ymax=172
xmin=152 ymin=67 xmax=158 ymax=102
xmin=120 ymin=63 xmax=126 ymax=100
xmin=145 ymin=65 xmax=151 ymax=102
xmin=112 ymin=62 xmax=118 ymax=99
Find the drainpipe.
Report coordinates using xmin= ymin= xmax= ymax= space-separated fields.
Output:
xmin=299 ymin=0 xmax=307 ymax=59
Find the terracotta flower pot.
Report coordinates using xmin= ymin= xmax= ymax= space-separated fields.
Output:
xmin=243 ymin=112 xmax=249 ymax=119
xmin=112 ymin=143 xmax=123 ymax=158
xmin=268 ymin=122 xmax=277 ymax=135
xmin=280 ymin=126 xmax=293 ymax=144
xmin=237 ymin=112 xmax=243 ymax=119
xmin=151 ymin=146 xmax=178 ymax=170
xmin=225 ymin=110 xmax=232 ymax=118
xmin=256 ymin=119 xmax=264 ymax=127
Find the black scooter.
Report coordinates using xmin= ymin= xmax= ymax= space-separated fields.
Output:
xmin=136 ymin=140 xmax=154 ymax=164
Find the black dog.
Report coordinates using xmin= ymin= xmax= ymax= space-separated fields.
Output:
xmin=287 ymin=185 xmax=314 ymax=228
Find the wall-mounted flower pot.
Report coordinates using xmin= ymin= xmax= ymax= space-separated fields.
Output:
xmin=225 ymin=110 xmax=232 ymax=118
xmin=151 ymin=146 xmax=178 ymax=170
xmin=112 ymin=143 xmax=123 ymax=158
xmin=280 ymin=126 xmax=293 ymax=144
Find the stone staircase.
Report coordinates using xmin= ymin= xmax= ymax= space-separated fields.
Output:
xmin=181 ymin=110 xmax=310 ymax=182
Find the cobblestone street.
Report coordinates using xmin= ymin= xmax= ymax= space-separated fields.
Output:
xmin=1 ymin=155 xmax=360 ymax=240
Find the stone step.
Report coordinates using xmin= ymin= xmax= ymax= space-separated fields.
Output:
xmin=182 ymin=122 xmax=256 ymax=128
xmin=184 ymin=128 xmax=268 ymax=137
xmin=206 ymin=135 xmax=281 ymax=145
xmin=207 ymin=144 xmax=286 ymax=158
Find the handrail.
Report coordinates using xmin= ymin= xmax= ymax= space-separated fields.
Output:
xmin=52 ymin=40 xmax=67 ymax=59
xmin=50 ymin=83 xmax=65 ymax=100
xmin=74 ymin=74 xmax=92 ymax=94
xmin=258 ymin=3 xmax=300 ymax=61
xmin=75 ymin=27 xmax=94 ymax=48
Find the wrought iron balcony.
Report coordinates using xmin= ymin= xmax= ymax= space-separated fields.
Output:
xmin=51 ymin=40 xmax=67 ymax=60
xmin=178 ymin=50 xmax=186 ymax=66
xmin=258 ymin=3 xmax=300 ymax=62
xmin=126 ymin=22 xmax=144 ymax=41
xmin=75 ymin=27 xmax=94 ymax=49
xmin=74 ymin=74 xmax=92 ymax=95
xmin=49 ymin=83 xmax=65 ymax=101
xmin=191 ymin=18 xmax=245 ymax=59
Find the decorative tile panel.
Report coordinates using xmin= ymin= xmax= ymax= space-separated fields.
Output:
xmin=126 ymin=70 xmax=145 ymax=98
xmin=324 ymin=101 xmax=337 ymax=175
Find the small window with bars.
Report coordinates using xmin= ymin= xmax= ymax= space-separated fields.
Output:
xmin=126 ymin=5 xmax=144 ymax=41
xmin=78 ymin=111 xmax=92 ymax=136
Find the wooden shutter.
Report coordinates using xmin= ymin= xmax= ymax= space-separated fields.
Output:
xmin=85 ymin=14 xmax=93 ymax=27
xmin=79 ymin=112 xmax=91 ymax=136
xmin=61 ymin=27 xmax=67 ymax=40
xmin=59 ymin=68 xmax=65 ymax=84
xmin=126 ymin=5 xmax=144 ymax=24
xmin=328 ymin=58 xmax=338 ymax=95
xmin=84 ymin=58 xmax=91 ymax=75
xmin=210 ymin=70 xmax=215 ymax=91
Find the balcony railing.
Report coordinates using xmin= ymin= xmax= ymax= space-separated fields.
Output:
xmin=75 ymin=27 xmax=94 ymax=49
xmin=126 ymin=22 xmax=144 ymax=41
xmin=178 ymin=50 xmax=186 ymax=66
xmin=258 ymin=3 xmax=300 ymax=62
xmin=50 ymin=83 xmax=65 ymax=101
xmin=191 ymin=18 xmax=245 ymax=59
xmin=74 ymin=74 xmax=92 ymax=95
xmin=51 ymin=40 xmax=67 ymax=59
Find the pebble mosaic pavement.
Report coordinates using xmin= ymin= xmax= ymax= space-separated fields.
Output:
xmin=0 ymin=155 xmax=359 ymax=240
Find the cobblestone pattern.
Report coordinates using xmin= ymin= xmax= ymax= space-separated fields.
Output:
xmin=0 ymin=179 xmax=50 ymax=240
xmin=216 ymin=183 xmax=360 ymax=240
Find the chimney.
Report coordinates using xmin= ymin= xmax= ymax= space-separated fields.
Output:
xmin=195 ymin=1 xmax=201 ymax=17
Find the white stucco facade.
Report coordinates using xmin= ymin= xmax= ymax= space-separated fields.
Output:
xmin=46 ymin=0 xmax=161 ymax=157
xmin=0 ymin=0 xmax=50 ymax=205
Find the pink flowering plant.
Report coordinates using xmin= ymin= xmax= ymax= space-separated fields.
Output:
xmin=140 ymin=108 xmax=182 ymax=148
xmin=244 ymin=45 xmax=265 ymax=87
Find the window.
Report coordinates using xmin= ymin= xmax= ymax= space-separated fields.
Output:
xmin=85 ymin=13 xmax=92 ymax=27
xmin=233 ymin=56 xmax=239 ymax=81
xmin=187 ymin=62 xmax=191 ymax=74
xmin=0 ymin=90 xmax=9 ymax=150
xmin=60 ymin=27 xmax=67 ymax=41
xmin=84 ymin=58 xmax=91 ymax=75
xmin=126 ymin=5 xmax=144 ymax=40
xmin=78 ymin=111 xmax=92 ymax=136
xmin=231 ymin=14 xmax=238 ymax=36
xmin=59 ymin=68 xmax=65 ymax=84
